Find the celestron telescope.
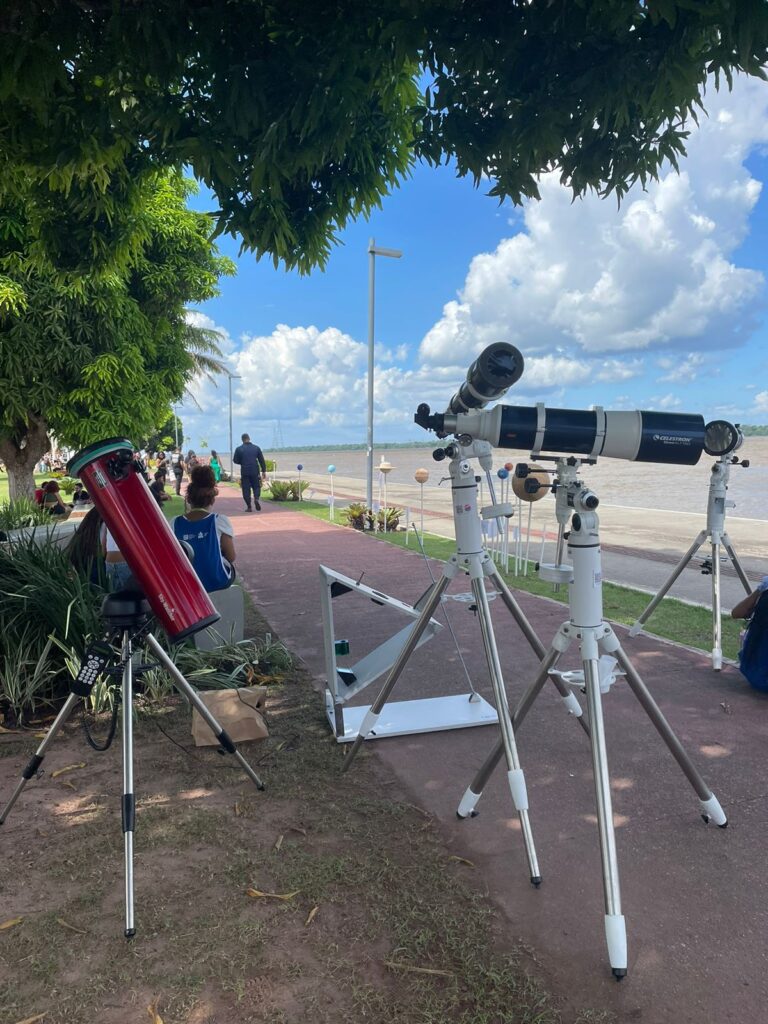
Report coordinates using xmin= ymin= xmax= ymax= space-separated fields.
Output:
xmin=409 ymin=344 xmax=728 ymax=979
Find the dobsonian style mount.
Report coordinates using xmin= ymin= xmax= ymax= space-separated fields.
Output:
xmin=0 ymin=591 xmax=265 ymax=938
xmin=629 ymin=426 xmax=752 ymax=669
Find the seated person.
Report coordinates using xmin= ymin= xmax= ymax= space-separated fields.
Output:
xmin=171 ymin=465 xmax=235 ymax=592
xmin=72 ymin=483 xmax=91 ymax=506
xmin=34 ymin=483 xmax=45 ymax=505
xmin=731 ymin=576 xmax=768 ymax=692
xmin=149 ymin=470 xmax=170 ymax=506
xmin=41 ymin=480 xmax=70 ymax=517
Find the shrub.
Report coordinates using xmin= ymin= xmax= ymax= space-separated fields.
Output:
xmin=287 ymin=479 xmax=309 ymax=501
xmin=0 ymin=498 xmax=50 ymax=531
xmin=58 ymin=477 xmax=78 ymax=495
xmin=376 ymin=505 xmax=402 ymax=531
xmin=342 ymin=502 xmax=371 ymax=530
xmin=268 ymin=480 xmax=293 ymax=501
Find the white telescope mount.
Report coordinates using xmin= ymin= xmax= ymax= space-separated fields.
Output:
xmin=457 ymin=455 xmax=728 ymax=979
xmin=629 ymin=452 xmax=752 ymax=669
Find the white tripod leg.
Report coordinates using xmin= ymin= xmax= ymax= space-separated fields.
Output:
xmin=722 ymin=533 xmax=753 ymax=595
xmin=711 ymin=539 xmax=723 ymax=671
xmin=629 ymin=530 xmax=707 ymax=637
xmin=583 ymin=648 xmax=627 ymax=979
xmin=472 ymin=576 xmax=541 ymax=886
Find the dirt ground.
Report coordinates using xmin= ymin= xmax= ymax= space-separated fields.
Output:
xmin=0 ymin=604 xmax=613 ymax=1024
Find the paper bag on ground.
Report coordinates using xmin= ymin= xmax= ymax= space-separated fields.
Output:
xmin=191 ymin=686 xmax=269 ymax=747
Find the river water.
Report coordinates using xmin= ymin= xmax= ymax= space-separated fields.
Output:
xmin=265 ymin=437 xmax=768 ymax=522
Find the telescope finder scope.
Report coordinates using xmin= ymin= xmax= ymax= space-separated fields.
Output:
xmin=446 ymin=342 xmax=524 ymax=415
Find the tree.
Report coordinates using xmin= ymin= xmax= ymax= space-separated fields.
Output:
xmin=0 ymin=172 xmax=234 ymax=498
xmin=0 ymin=2 xmax=766 ymax=272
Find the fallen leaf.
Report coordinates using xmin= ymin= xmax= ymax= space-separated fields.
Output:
xmin=51 ymin=763 xmax=86 ymax=779
xmin=147 ymin=1001 xmax=164 ymax=1024
xmin=234 ymin=802 xmax=244 ymax=817
xmin=246 ymin=888 xmax=299 ymax=902
xmin=304 ymin=905 xmax=320 ymax=926
xmin=273 ymin=834 xmax=284 ymax=852
xmin=448 ymin=855 xmax=475 ymax=868
xmin=56 ymin=917 xmax=87 ymax=935
xmin=288 ymin=825 xmax=307 ymax=836
xmin=0 ymin=917 xmax=24 ymax=931
xmin=0 ymin=724 xmax=18 ymax=734
xmin=59 ymin=781 xmax=76 ymax=791
xmin=12 ymin=1014 xmax=46 ymax=1024
xmin=384 ymin=960 xmax=454 ymax=978
xmin=33 ymin=732 xmax=47 ymax=739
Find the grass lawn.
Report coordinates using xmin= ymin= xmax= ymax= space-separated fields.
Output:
xmin=266 ymin=494 xmax=744 ymax=663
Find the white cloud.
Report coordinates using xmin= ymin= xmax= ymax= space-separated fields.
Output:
xmin=420 ymin=75 xmax=768 ymax=364
xmin=657 ymin=353 xmax=706 ymax=383
xmin=649 ymin=393 xmax=683 ymax=410
xmin=595 ymin=358 xmax=644 ymax=382
xmin=185 ymin=309 xmax=237 ymax=355
xmin=753 ymin=390 xmax=768 ymax=414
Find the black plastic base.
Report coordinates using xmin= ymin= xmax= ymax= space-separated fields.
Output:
xmin=718 ymin=820 xmax=728 ymax=829
xmin=125 ymin=928 xmax=136 ymax=939
xmin=456 ymin=808 xmax=479 ymax=820
xmin=531 ymin=875 xmax=542 ymax=887
xmin=612 ymin=968 xmax=627 ymax=981
xmin=257 ymin=782 xmax=266 ymax=792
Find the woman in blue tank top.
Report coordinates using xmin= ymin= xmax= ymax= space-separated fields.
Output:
xmin=172 ymin=465 xmax=236 ymax=592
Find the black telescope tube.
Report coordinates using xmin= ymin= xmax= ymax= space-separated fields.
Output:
xmin=496 ymin=407 xmax=705 ymax=465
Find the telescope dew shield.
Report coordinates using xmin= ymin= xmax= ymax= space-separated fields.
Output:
xmin=68 ymin=438 xmax=220 ymax=640
xmin=447 ymin=342 xmax=524 ymax=414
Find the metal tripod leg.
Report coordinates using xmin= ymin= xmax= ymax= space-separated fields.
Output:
xmin=471 ymin=577 xmax=541 ymax=885
xmin=457 ymin=645 xmax=564 ymax=820
xmin=722 ymin=532 xmax=752 ymax=595
xmin=609 ymin=639 xmax=727 ymax=826
xmin=144 ymin=634 xmax=265 ymax=791
xmin=0 ymin=691 xmax=82 ymax=826
xmin=121 ymin=632 xmax=136 ymax=937
xmin=342 ymin=573 xmax=452 ymax=772
xmin=629 ymin=530 xmax=708 ymax=637
xmin=711 ymin=539 xmax=723 ymax=670
xmin=582 ymin=652 xmax=627 ymax=980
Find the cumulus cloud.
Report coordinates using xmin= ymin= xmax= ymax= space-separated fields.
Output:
xmin=657 ymin=353 xmax=706 ymax=383
xmin=753 ymin=390 xmax=768 ymax=415
xmin=420 ymin=75 xmax=768 ymax=365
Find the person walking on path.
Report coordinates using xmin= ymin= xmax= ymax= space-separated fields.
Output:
xmin=170 ymin=447 xmax=185 ymax=495
xmin=233 ymin=432 xmax=267 ymax=512
xmin=209 ymin=449 xmax=222 ymax=482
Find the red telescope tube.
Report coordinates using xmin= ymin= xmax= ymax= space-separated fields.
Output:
xmin=67 ymin=438 xmax=219 ymax=640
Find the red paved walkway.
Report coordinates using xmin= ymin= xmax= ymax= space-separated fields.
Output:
xmin=218 ymin=486 xmax=768 ymax=1024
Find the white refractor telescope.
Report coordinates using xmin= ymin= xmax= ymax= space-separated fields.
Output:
xmin=414 ymin=342 xmax=740 ymax=464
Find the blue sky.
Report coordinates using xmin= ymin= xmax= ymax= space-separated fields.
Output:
xmin=181 ymin=74 xmax=768 ymax=453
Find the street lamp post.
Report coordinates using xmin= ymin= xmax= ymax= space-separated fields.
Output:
xmin=366 ymin=238 xmax=402 ymax=515
xmin=225 ymin=371 xmax=242 ymax=479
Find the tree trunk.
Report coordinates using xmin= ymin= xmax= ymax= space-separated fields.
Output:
xmin=0 ymin=413 xmax=50 ymax=501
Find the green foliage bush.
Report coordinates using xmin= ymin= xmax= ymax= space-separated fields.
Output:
xmin=0 ymin=498 xmax=50 ymax=531
xmin=268 ymin=479 xmax=308 ymax=502
xmin=341 ymin=503 xmax=402 ymax=531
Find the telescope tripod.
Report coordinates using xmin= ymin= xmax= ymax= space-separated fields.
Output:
xmin=0 ymin=590 xmax=265 ymax=938
xmin=460 ymin=459 xmax=727 ymax=978
xmin=341 ymin=440 xmax=592 ymax=887
xmin=629 ymin=453 xmax=751 ymax=669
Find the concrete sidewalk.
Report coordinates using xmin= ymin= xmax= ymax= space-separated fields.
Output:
xmin=220 ymin=488 xmax=768 ymax=1024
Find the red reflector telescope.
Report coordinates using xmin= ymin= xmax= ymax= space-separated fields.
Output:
xmin=67 ymin=438 xmax=219 ymax=640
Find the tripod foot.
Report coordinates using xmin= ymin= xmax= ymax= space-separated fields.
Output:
xmin=605 ymin=914 xmax=627 ymax=977
xmin=530 ymin=875 xmax=542 ymax=887
xmin=456 ymin=787 xmax=481 ymax=819
xmin=628 ymin=621 xmax=642 ymax=638
xmin=712 ymin=650 xmax=723 ymax=671
xmin=699 ymin=794 xmax=727 ymax=827
xmin=125 ymin=928 xmax=136 ymax=939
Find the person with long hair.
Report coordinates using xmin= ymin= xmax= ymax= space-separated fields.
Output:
xmin=171 ymin=465 xmax=235 ymax=592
